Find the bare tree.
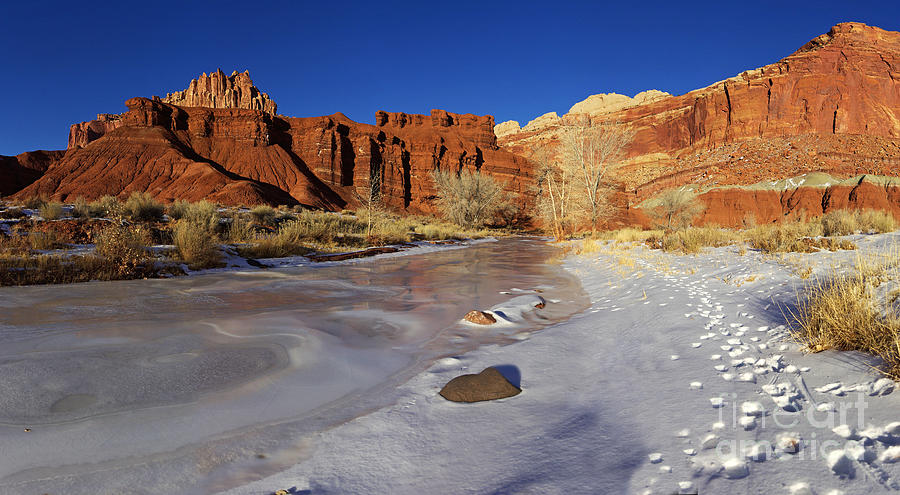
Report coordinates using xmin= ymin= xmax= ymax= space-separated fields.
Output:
xmin=559 ymin=119 xmax=635 ymax=232
xmin=647 ymin=188 xmax=705 ymax=230
xmin=530 ymin=145 xmax=587 ymax=238
xmin=354 ymin=167 xmax=383 ymax=239
xmin=432 ymin=168 xmax=509 ymax=228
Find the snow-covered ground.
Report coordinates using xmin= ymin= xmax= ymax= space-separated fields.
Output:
xmin=225 ymin=233 xmax=900 ymax=495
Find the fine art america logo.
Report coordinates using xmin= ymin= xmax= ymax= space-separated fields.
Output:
xmin=710 ymin=391 xmax=900 ymax=466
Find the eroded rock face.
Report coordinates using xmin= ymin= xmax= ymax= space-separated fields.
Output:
xmin=439 ymin=367 xmax=521 ymax=402
xmin=163 ymin=69 xmax=277 ymax=115
xmin=68 ymin=114 xmax=123 ymax=149
xmin=566 ymin=90 xmax=671 ymax=116
xmin=16 ymin=99 xmax=532 ymax=215
xmin=0 ymin=150 xmax=65 ymax=196
xmin=696 ymin=177 xmax=900 ymax=227
xmin=501 ymin=22 xmax=900 ymax=223
xmin=67 ymin=70 xmax=277 ymax=151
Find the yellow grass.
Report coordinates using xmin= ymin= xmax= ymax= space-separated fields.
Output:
xmin=172 ymin=220 xmax=223 ymax=269
xmin=789 ymin=252 xmax=900 ymax=377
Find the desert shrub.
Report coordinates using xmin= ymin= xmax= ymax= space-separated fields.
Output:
xmin=172 ymin=220 xmax=222 ymax=269
xmin=235 ymin=237 xmax=312 ymax=259
xmin=250 ymin=205 xmax=278 ymax=226
xmin=167 ymin=199 xmax=192 ymax=220
xmin=227 ymin=215 xmax=256 ymax=243
xmin=432 ymin=168 xmax=509 ymax=228
xmin=820 ymin=210 xmax=859 ymax=237
xmin=174 ymin=200 xmax=220 ymax=232
xmin=91 ymin=196 xmax=123 ymax=218
xmin=27 ymin=231 xmax=61 ymax=251
xmin=94 ymin=225 xmax=151 ymax=268
xmin=70 ymin=197 xmax=103 ymax=218
xmin=644 ymin=226 xmax=739 ymax=254
xmin=646 ymin=188 xmax=706 ymax=230
xmin=744 ymin=222 xmax=824 ymax=253
xmin=38 ymin=201 xmax=64 ymax=220
xmin=0 ymin=207 xmax=26 ymax=219
xmin=22 ymin=195 xmax=48 ymax=210
xmin=123 ymin=192 xmax=164 ymax=222
xmin=415 ymin=224 xmax=461 ymax=241
xmin=858 ymin=210 xmax=898 ymax=233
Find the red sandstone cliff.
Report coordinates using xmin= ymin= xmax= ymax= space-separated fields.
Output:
xmin=16 ymin=98 xmax=531 ymax=215
xmin=67 ymin=69 xmax=277 ymax=150
xmin=0 ymin=150 xmax=66 ymax=196
xmin=500 ymin=22 xmax=900 ymax=225
xmin=9 ymin=23 xmax=900 ymax=227
xmin=68 ymin=114 xmax=123 ymax=149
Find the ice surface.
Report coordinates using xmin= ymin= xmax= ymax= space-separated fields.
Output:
xmin=0 ymin=237 xmax=587 ymax=493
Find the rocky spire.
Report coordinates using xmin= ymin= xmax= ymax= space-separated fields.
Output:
xmin=162 ymin=69 xmax=277 ymax=114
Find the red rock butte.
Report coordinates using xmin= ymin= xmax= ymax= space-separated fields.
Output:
xmin=4 ymin=22 xmax=900 ymax=226
xmin=15 ymin=69 xmax=531 ymax=214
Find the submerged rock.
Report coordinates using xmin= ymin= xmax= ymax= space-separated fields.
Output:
xmin=439 ymin=367 xmax=521 ymax=402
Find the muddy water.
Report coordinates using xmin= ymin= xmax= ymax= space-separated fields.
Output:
xmin=0 ymin=237 xmax=587 ymax=494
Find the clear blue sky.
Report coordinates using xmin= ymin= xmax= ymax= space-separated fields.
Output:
xmin=1 ymin=1 xmax=897 ymax=155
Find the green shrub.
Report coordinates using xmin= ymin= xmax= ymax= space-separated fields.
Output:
xmin=179 ymin=200 xmax=220 ymax=232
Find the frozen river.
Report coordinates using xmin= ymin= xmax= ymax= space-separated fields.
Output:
xmin=0 ymin=237 xmax=587 ymax=494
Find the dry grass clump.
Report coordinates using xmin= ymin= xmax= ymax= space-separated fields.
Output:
xmin=744 ymin=222 xmax=857 ymax=253
xmin=250 ymin=205 xmax=278 ymax=226
xmin=168 ymin=200 xmax=220 ymax=232
xmin=38 ymin=201 xmax=64 ymax=220
xmin=22 ymin=195 xmax=48 ymax=210
xmin=790 ymin=257 xmax=900 ymax=377
xmin=0 ymin=207 xmax=26 ymax=219
xmin=576 ymin=238 xmax=607 ymax=255
xmin=94 ymin=224 xmax=152 ymax=269
xmin=123 ymin=192 xmax=164 ymax=222
xmin=172 ymin=220 xmax=223 ymax=269
xmin=235 ymin=237 xmax=313 ymax=259
xmin=226 ymin=215 xmax=256 ymax=243
xmin=646 ymin=226 xmax=740 ymax=254
xmin=819 ymin=209 xmax=897 ymax=236
xmin=70 ymin=197 xmax=105 ymax=219
xmin=414 ymin=223 xmax=463 ymax=241
xmin=0 ymin=255 xmax=120 ymax=286
xmin=91 ymin=195 xmax=123 ymax=218
xmin=859 ymin=210 xmax=898 ymax=233
xmin=27 ymin=231 xmax=62 ymax=250
xmin=231 ymin=209 xmax=487 ymax=259
xmin=0 ymin=231 xmax=62 ymax=254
